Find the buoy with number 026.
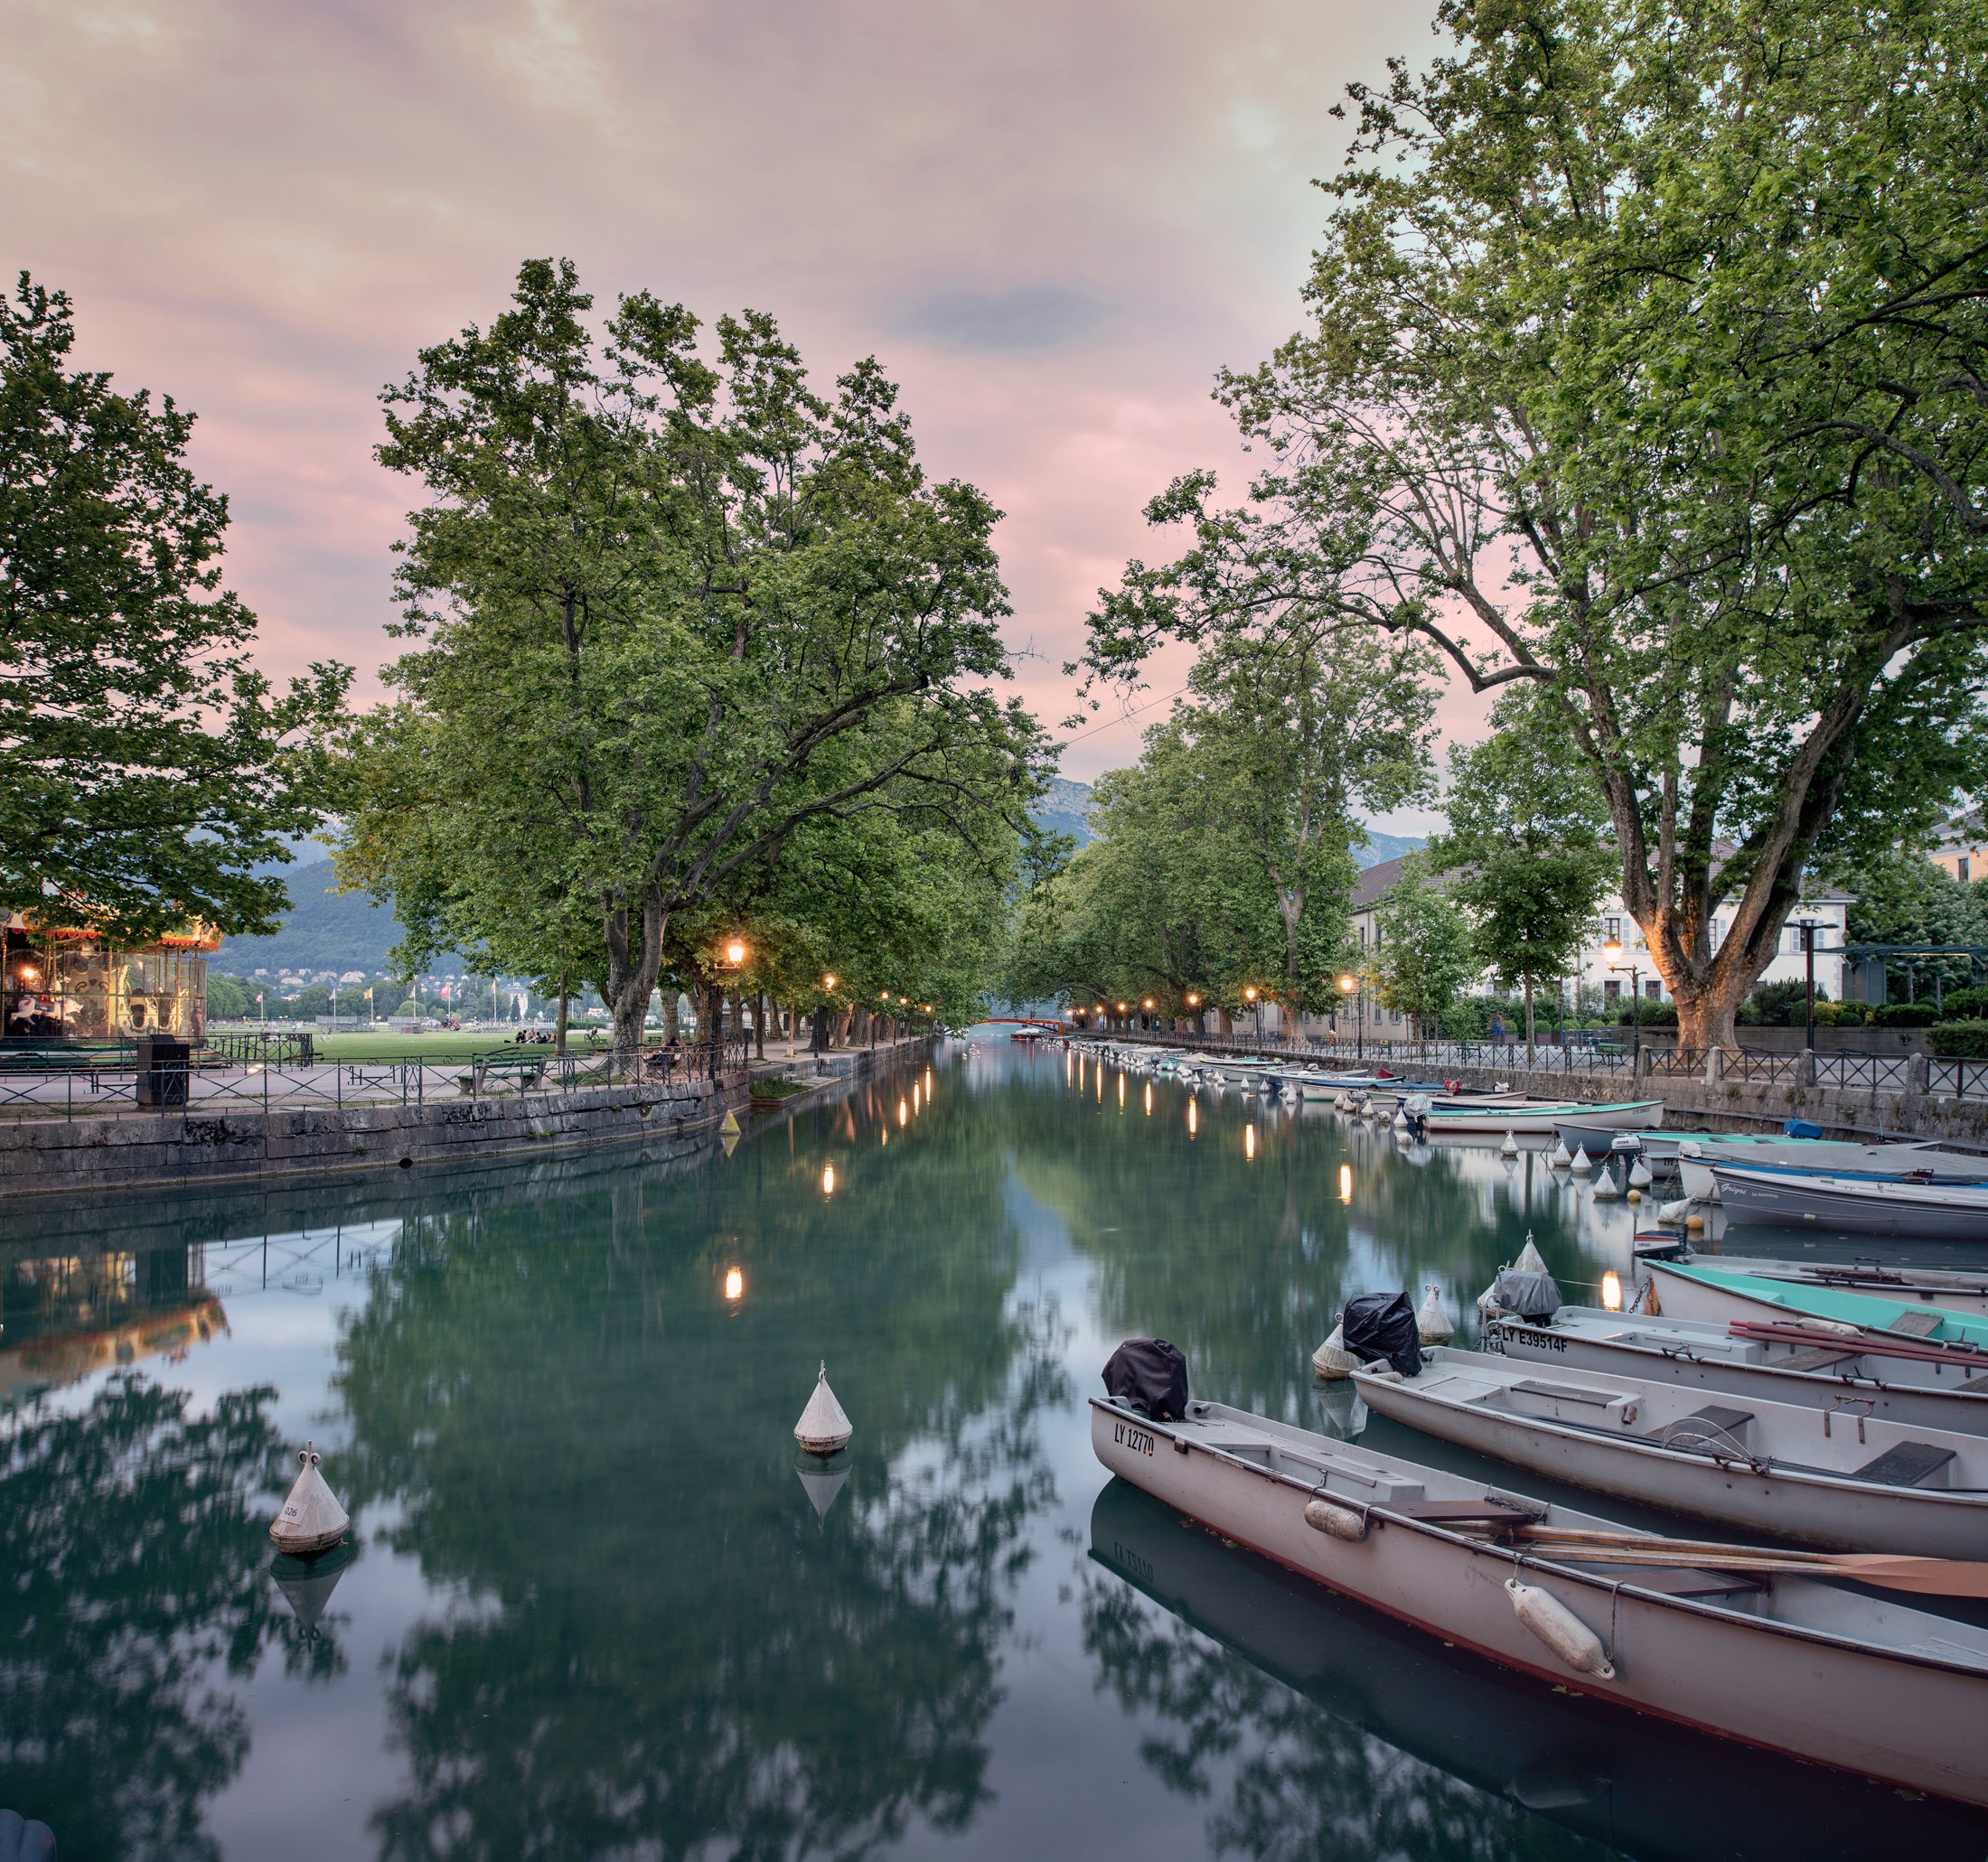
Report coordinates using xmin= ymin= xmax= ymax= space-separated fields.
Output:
xmin=794 ymin=1361 xmax=854 ymax=1455
xmin=269 ymin=1442 xmax=350 ymax=1557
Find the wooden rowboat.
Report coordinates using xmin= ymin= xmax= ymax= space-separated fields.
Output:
xmin=1488 ymin=1306 xmax=1988 ymax=1436
xmin=1350 ymin=1344 xmax=1988 ymax=1558
xmin=1092 ymin=1390 xmax=1988 ymax=1806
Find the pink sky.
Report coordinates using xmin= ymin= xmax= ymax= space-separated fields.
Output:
xmin=6 ymin=0 xmax=1483 ymax=809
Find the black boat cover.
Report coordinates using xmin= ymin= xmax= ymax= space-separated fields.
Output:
xmin=1102 ymin=1339 xmax=1190 ymax=1419
xmin=1341 ymin=1291 xmax=1423 ymax=1377
xmin=1489 ymin=1268 xmax=1564 ymax=1320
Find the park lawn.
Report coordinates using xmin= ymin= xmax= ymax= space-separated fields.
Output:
xmin=313 ymin=1029 xmax=614 ymax=1063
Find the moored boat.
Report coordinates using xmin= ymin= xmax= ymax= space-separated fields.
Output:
xmin=1675 ymin=1137 xmax=1961 ymax=1203
xmin=1488 ymin=1305 xmax=1988 ymax=1436
xmin=1092 ymin=1385 xmax=1988 ymax=1806
xmin=1710 ymin=1165 xmax=1988 ymax=1240
xmin=1350 ymin=1343 xmax=1988 ymax=1557
xmin=1424 ymin=1098 xmax=1664 ymax=1137
xmin=1682 ymin=1253 xmax=1988 ymax=1317
xmin=1645 ymin=1260 xmax=1988 ymax=1350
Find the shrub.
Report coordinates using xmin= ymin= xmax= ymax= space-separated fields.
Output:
xmin=1833 ymin=1003 xmax=1866 ymax=1025
xmin=1791 ymin=999 xmax=1844 ymax=1026
xmin=1936 ymin=985 xmax=1988 ymax=1022
xmin=1929 ymin=1019 xmax=1988 ymax=1057
xmin=1871 ymin=1000 xmax=1938 ymax=1027
xmin=1740 ymin=978 xmax=1824 ymax=1025
xmin=1615 ymin=1001 xmax=1677 ymax=1026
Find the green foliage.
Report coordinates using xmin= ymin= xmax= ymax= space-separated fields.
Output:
xmin=339 ymin=259 xmax=1048 ymax=1053
xmin=1076 ymin=0 xmax=1988 ymax=1049
xmin=1737 ymin=979 xmax=1826 ymax=1026
xmin=287 ymin=984 xmax=333 ymax=1018
xmin=1929 ymin=1019 xmax=1988 ymax=1057
xmin=1937 ymin=986 xmax=1988 ymax=1022
xmin=1872 ymin=1000 xmax=1939 ymax=1028
xmin=1366 ymin=860 xmax=1476 ymax=1036
xmin=0 ymin=275 xmax=349 ymax=941
xmin=1841 ymin=850 xmax=1988 ymax=998
xmin=1616 ymin=1000 xmax=1678 ymax=1028
xmin=204 ymin=974 xmax=251 ymax=1019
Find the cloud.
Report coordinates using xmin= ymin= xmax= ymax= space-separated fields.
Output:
xmin=896 ymin=285 xmax=1111 ymax=353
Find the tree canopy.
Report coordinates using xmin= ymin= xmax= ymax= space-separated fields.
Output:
xmin=1075 ymin=0 xmax=1988 ymax=1048
xmin=336 ymin=260 xmax=1049 ymax=1053
xmin=0 ymin=274 xmax=348 ymax=940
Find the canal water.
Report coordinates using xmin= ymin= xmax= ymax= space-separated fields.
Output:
xmin=5 ymin=1034 xmax=1986 ymax=1861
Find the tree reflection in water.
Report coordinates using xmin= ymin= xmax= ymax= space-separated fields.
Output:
xmin=0 ymin=1377 xmax=299 ymax=1861
xmin=333 ymin=1080 xmax=1072 ymax=1861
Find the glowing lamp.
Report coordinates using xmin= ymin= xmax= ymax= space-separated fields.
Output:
xmin=1337 ymin=974 xmax=1356 ymax=995
xmin=1602 ymin=936 xmax=1624 ymax=964
xmin=1142 ymin=997 xmax=1154 ymax=1010
xmin=823 ymin=973 xmax=837 ymax=991
xmin=726 ymin=940 xmax=746 ymax=965
xmin=1244 ymin=986 xmax=1258 ymax=1002
xmin=1186 ymin=993 xmax=1200 ymax=1007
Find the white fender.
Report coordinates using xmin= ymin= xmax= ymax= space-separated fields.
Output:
xmin=1507 ymin=1579 xmax=1617 ymax=1680
xmin=1304 ymin=1497 xmax=1368 ymax=1540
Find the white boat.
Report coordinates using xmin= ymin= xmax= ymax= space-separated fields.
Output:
xmin=1422 ymin=1099 xmax=1664 ymax=1137
xmin=1710 ymin=1165 xmax=1988 ymax=1241
xmin=1680 ymin=1253 xmax=1988 ymax=1317
xmin=1351 ymin=1345 xmax=1988 ymax=1558
xmin=1643 ymin=1260 xmax=1988 ymax=1350
xmin=1093 ymin=1390 xmax=1988 ymax=1806
xmin=1489 ymin=1306 xmax=1988 ymax=1436
xmin=1676 ymin=1137 xmax=1965 ymax=1203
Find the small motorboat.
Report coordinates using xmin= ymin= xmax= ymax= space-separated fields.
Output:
xmin=1092 ymin=1382 xmax=1988 ymax=1807
xmin=1351 ymin=1344 xmax=1988 ymax=1557
xmin=1680 ymin=1252 xmax=1988 ymax=1317
xmin=1645 ymin=1260 xmax=1988 ymax=1350
xmin=1488 ymin=1305 xmax=1988 ymax=1436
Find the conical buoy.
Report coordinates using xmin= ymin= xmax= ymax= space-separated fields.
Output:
xmin=1500 ymin=1130 xmax=1518 ymax=1158
xmin=1628 ymin=1156 xmax=1653 ymax=1189
xmin=1656 ymin=1197 xmax=1691 ymax=1224
xmin=1416 ymin=1284 xmax=1455 ymax=1344
xmin=1592 ymin=1169 xmax=1618 ymax=1200
xmin=720 ymin=1109 xmax=742 ymax=1137
xmin=796 ymin=1459 xmax=850 ymax=1520
xmin=1312 ymin=1323 xmax=1359 ymax=1379
xmin=1569 ymin=1146 xmax=1593 ymax=1175
xmin=794 ymin=1361 xmax=853 ymax=1455
xmin=1549 ymin=1138 xmax=1571 ymax=1169
xmin=271 ymin=1541 xmax=354 ymax=1634
xmin=269 ymin=1442 xmax=349 ymax=1557
xmin=1514 ymin=1233 xmax=1549 ymax=1276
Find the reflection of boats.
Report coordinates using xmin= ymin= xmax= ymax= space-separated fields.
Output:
xmin=1488 ymin=1306 xmax=1988 ymax=1436
xmin=1086 ymin=1479 xmax=1988 ymax=1862
xmin=1710 ymin=1165 xmax=1988 ymax=1240
xmin=1647 ymin=1260 xmax=1988 ymax=1349
xmin=1352 ymin=1345 xmax=1988 ymax=1556
xmin=1092 ymin=1390 xmax=1988 ymax=1805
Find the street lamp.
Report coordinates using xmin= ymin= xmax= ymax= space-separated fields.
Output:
xmin=1337 ymin=972 xmax=1361 ymax=1062
xmin=1795 ymin=918 xmax=1824 ymax=1052
xmin=1244 ymin=984 xmax=1260 ymax=1043
xmin=1602 ymin=934 xmax=1643 ymax=1072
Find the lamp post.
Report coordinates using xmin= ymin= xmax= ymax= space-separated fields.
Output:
xmin=1602 ymin=935 xmax=1642 ymax=1072
xmin=1185 ymin=992 xmax=1200 ymax=1040
xmin=1244 ymin=984 xmax=1260 ymax=1043
xmin=1795 ymin=918 xmax=1823 ymax=1052
xmin=1337 ymin=973 xmax=1361 ymax=1062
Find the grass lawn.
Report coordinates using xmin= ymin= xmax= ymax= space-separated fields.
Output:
xmin=313 ymin=1029 xmax=615 ymax=1063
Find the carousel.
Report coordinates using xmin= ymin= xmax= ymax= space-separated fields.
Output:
xmin=2 ymin=912 xmax=218 ymax=1046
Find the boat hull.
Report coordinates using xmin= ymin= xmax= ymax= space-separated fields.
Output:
xmin=1713 ymin=1168 xmax=1988 ymax=1241
xmin=1092 ymin=1399 xmax=1988 ymax=1806
xmin=1427 ymin=1099 xmax=1665 ymax=1137
xmin=1353 ymin=1364 xmax=1988 ymax=1558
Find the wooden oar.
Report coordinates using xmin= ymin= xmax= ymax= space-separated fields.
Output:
xmin=1490 ymin=1526 xmax=1988 ymax=1598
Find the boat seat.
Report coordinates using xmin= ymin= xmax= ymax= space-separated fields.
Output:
xmin=1383 ymin=1498 xmax=1539 ymax=1527
xmin=1647 ymin=1405 xmax=1755 ymax=1448
xmin=1889 ymin=1312 xmax=1946 ymax=1338
xmin=1557 ymin=1562 xmax=1768 ymax=1599
xmin=1955 ymin=1374 xmax=1988 ymax=1394
xmin=1508 ymin=1380 xmax=1624 ymax=1408
xmin=1852 ymin=1440 xmax=1956 ymax=1488
xmin=1775 ymin=1348 xmax=1859 ymax=1373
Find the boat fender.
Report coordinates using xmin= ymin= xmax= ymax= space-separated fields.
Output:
xmin=1364 ymin=1366 xmax=1406 ymax=1383
xmin=1304 ymin=1497 xmax=1369 ymax=1541
xmin=1506 ymin=1579 xmax=1617 ymax=1680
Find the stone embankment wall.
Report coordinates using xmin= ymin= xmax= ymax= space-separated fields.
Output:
xmin=0 ymin=1035 xmax=937 ymax=1196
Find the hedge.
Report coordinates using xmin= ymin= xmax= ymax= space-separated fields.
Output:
xmin=1871 ymin=1000 xmax=1939 ymax=1028
xmin=1929 ymin=1019 xmax=1988 ymax=1058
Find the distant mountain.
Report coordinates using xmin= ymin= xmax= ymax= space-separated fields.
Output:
xmin=1032 ymin=776 xmax=1096 ymax=849
xmin=213 ymin=860 xmax=431 ymax=976
xmin=1355 ymin=830 xmax=1427 ymax=869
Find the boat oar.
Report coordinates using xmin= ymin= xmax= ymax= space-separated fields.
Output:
xmin=1490 ymin=1526 xmax=1988 ymax=1598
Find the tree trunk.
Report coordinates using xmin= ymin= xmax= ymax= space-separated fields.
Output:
xmin=661 ymin=988 xmax=680 ymax=1043
xmin=1672 ymin=969 xmax=1749 ymax=1053
xmin=556 ymin=971 xmax=569 ymax=1055
xmin=755 ymin=992 xmax=767 ymax=1061
xmin=605 ymin=890 xmax=666 ymax=1079
xmin=1523 ymin=977 xmax=1534 ymax=1068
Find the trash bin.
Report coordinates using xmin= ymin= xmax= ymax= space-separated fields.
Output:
xmin=136 ymin=1034 xmax=191 ymax=1108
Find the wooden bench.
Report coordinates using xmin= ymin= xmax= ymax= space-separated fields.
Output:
xmin=1852 ymin=1440 xmax=1956 ymax=1488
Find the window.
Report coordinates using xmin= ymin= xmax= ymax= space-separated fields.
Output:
xmin=1603 ymin=980 xmax=1621 ymax=1002
xmin=1644 ymin=980 xmax=1661 ymax=1000
xmin=1962 ymin=857 xmax=1972 ymax=884
xmin=1604 ymin=916 xmax=1621 ymax=944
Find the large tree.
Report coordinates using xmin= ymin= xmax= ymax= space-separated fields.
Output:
xmin=1076 ymin=0 xmax=1988 ymax=1049
xmin=0 ymin=275 xmax=348 ymax=939
xmin=340 ymin=260 xmax=1048 ymax=1064
xmin=1431 ymin=688 xmax=1616 ymax=1057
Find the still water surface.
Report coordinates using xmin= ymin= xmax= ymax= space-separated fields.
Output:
xmin=6 ymin=1035 xmax=1988 ymax=1861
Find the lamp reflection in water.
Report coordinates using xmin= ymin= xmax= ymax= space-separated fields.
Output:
xmin=1601 ymin=1269 xmax=1624 ymax=1312
xmin=1339 ymin=1163 xmax=1353 ymax=1204
xmin=897 ymin=1098 xmax=908 ymax=1127
xmin=724 ymin=1268 xmax=744 ymax=1302
xmin=1143 ymin=1081 xmax=1152 ymax=1116
xmin=1187 ymin=1100 xmax=1197 ymax=1138
xmin=1245 ymin=1125 xmax=1256 ymax=1161
xmin=913 ymin=1083 xmax=921 ymax=1112
xmin=822 ymin=1164 xmax=835 ymax=1196
xmin=1118 ymin=1074 xmax=1125 ymax=1109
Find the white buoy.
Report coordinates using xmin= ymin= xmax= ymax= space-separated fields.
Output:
xmin=1656 ymin=1197 xmax=1691 ymax=1224
xmin=1312 ymin=1324 xmax=1359 ymax=1379
xmin=1569 ymin=1146 xmax=1593 ymax=1175
xmin=1392 ymin=1108 xmax=1409 ymax=1130
xmin=269 ymin=1442 xmax=350 ymax=1558
xmin=270 ymin=1541 xmax=354 ymax=1633
xmin=1548 ymin=1138 xmax=1571 ymax=1168
xmin=1507 ymin=1579 xmax=1617 ymax=1680
xmin=1416 ymin=1284 xmax=1455 ymax=1344
xmin=795 ymin=1462 xmax=850 ymax=1520
xmin=1514 ymin=1233 xmax=1549 ymax=1276
xmin=1592 ymin=1168 xmax=1618 ymax=1201
xmin=1628 ymin=1156 xmax=1653 ymax=1189
xmin=1499 ymin=1129 xmax=1518 ymax=1158
xmin=794 ymin=1361 xmax=854 ymax=1455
